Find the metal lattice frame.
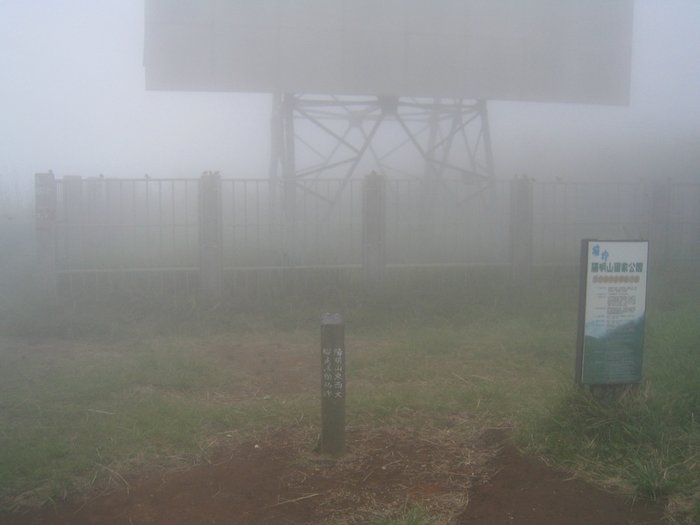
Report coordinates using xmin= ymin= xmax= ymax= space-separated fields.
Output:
xmin=268 ymin=94 xmax=495 ymax=220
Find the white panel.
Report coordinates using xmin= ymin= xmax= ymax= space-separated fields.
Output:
xmin=278 ymin=0 xmax=342 ymax=30
xmin=404 ymin=32 xmax=466 ymax=97
xmin=144 ymin=0 xmax=634 ymax=104
xmin=279 ymin=26 xmax=344 ymax=93
xmin=341 ymin=30 xmax=405 ymax=96
xmin=211 ymin=27 xmax=278 ymax=92
xmin=401 ymin=0 xmax=468 ymax=34
xmin=341 ymin=0 xmax=405 ymax=32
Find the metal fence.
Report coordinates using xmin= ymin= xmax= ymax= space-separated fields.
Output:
xmin=34 ymin=173 xmax=700 ymax=293
xmin=53 ymin=176 xmax=200 ymax=272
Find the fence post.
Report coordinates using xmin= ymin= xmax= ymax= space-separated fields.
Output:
xmin=198 ymin=172 xmax=224 ymax=299
xmin=35 ymin=172 xmax=57 ymax=295
xmin=510 ymin=177 xmax=534 ymax=284
xmin=362 ymin=172 xmax=386 ymax=284
xmin=649 ymin=180 xmax=670 ymax=268
xmin=63 ymin=176 xmax=84 ymax=272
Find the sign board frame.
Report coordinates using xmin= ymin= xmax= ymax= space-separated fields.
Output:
xmin=576 ymin=240 xmax=649 ymax=385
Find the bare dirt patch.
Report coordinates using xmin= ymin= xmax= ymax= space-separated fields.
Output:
xmin=456 ymin=430 xmax=664 ymax=525
xmin=1 ymin=425 xmax=663 ymax=525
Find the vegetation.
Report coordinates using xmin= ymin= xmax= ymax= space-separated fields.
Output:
xmin=0 ymin=267 xmax=697 ymax=522
xmin=523 ymin=302 xmax=700 ymax=524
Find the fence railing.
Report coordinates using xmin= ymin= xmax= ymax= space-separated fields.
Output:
xmin=34 ymin=172 xmax=700 ymax=295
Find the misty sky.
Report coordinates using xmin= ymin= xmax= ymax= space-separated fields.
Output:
xmin=1 ymin=0 xmax=699 ymax=189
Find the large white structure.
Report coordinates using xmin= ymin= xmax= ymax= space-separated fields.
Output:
xmin=145 ymin=0 xmax=633 ymax=104
xmin=144 ymin=0 xmax=634 ymax=216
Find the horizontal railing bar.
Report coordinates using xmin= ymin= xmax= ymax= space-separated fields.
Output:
xmin=57 ymin=267 xmax=197 ymax=274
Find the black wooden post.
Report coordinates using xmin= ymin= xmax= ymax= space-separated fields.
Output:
xmin=320 ymin=313 xmax=345 ymax=456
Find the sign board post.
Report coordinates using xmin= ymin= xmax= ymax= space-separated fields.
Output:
xmin=576 ymin=240 xmax=649 ymax=392
xmin=320 ymin=313 xmax=345 ymax=456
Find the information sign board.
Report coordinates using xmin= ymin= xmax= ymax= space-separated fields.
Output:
xmin=576 ymin=240 xmax=649 ymax=385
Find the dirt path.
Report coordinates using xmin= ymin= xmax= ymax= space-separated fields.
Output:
xmin=0 ymin=426 xmax=663 ymax=525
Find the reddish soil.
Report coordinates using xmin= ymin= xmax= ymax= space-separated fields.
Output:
xmin=456 ymin=430 xmax=663 ymax=525
xmin=0 ymin=426 xmax=664 ymax=525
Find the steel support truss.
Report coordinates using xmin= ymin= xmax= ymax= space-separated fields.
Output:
xmin=268 ymin=94 xmax=495 ymax=220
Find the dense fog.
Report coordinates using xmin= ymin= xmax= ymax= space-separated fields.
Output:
xmin=0 ymin=1 xmax=699 ymax=290
xmin=0 ymin=0 xmax=698 ymax=202
xmin=1 ymin=6 xmax=698 ymax=524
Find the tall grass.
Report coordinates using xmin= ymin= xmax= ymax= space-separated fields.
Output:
xmin=523 ymin=302 xmax=700 ymax=524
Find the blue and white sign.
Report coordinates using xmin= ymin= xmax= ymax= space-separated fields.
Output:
xmin=579 ymin=241 xmax=649 ymax=384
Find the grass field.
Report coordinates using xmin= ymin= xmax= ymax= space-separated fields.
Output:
xmin=0 ymin=268 xmax=698 ymax=523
